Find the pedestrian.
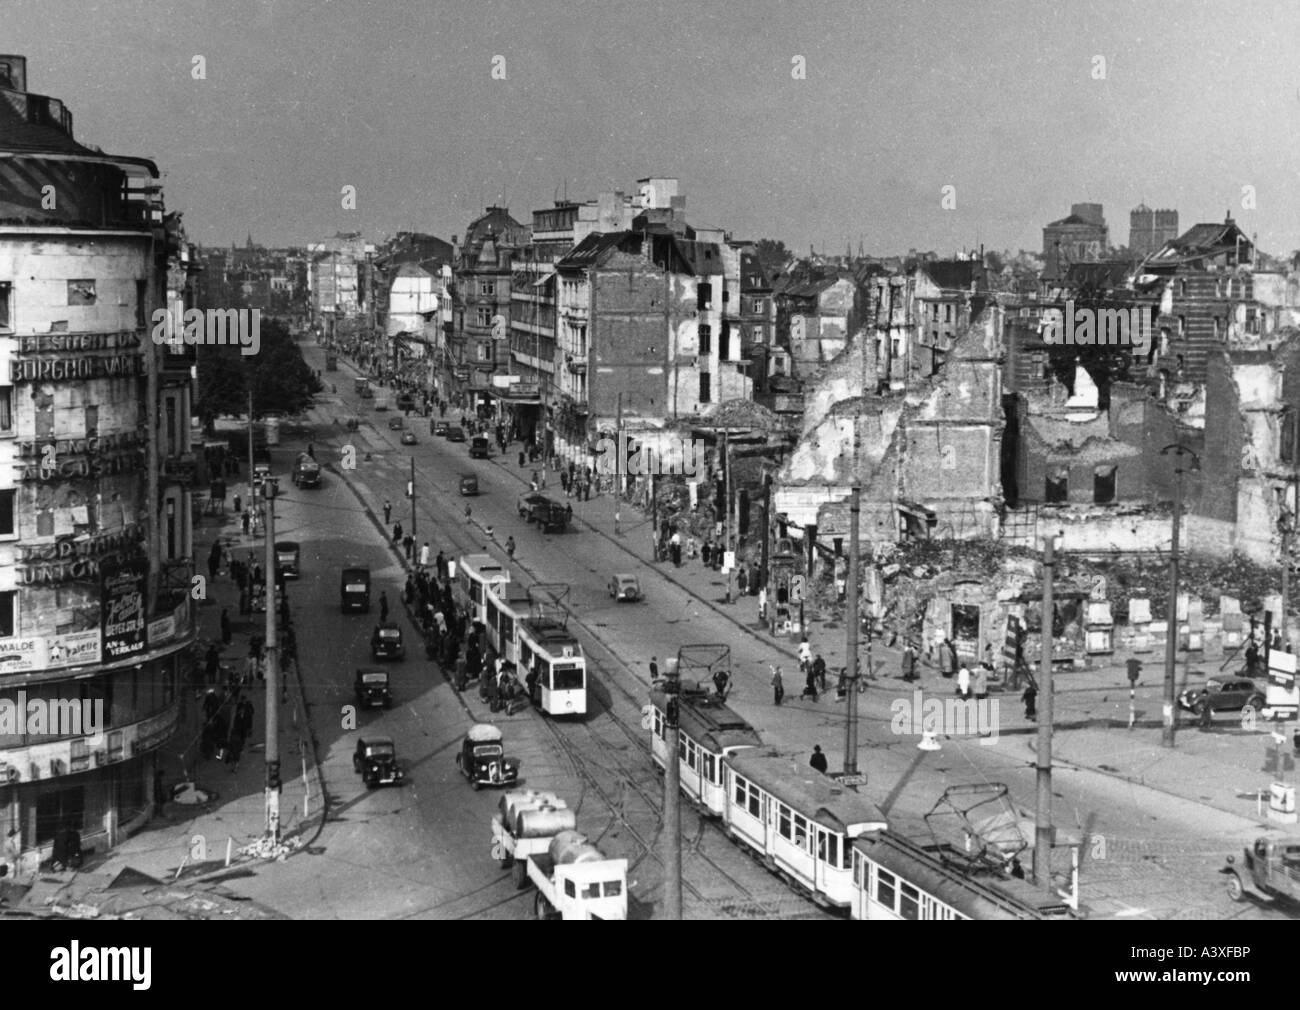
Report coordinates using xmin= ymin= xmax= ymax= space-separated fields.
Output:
xmin=957 ymin=665 xmax=971 ymax=700
xmin=797 ymin=636 xmax=812 ymax=673
xmin=687 ymin=535 xmax=698 ymax=560
xmin=1022 ymin=682 xmax=1038 ymax=720
xmin=771 ymin=665 xmax=785 ymax=705
xmin=205 ymin=643 xmax=221 ymax=683
xmin=308 ymin=443 xmax=316 ymax=459
xmin=220 ymin=608 xmax=232 ymax=646
xmin=233 ymin=492 xmax=242 ymax=514
xmin=649 ymin=656 xmax=659 ymax=681
xmin=506 ymin=535 xmax=516 ymax=560
xmin=1245 ymin=640 xmax=1259 ymax=677
xmin=901 ymin=643 xmax=917 ymax=681
xmin=404 ymin=535 xmax=416 ymax=561
xmin=940 ymin=637 xmax=957 ymax=678
xmin=614 ymin=508 xmax=621 ymax=536
xmin=519 ymin=449 xmax=526 ymax=467
xmin=238 ymin=586 xmax=250 ymax=616
xmin=758 ymin=585 xmax=767 ymax=623
xmin=565 ymin=503 xmax=573 ymax=526
xmin=701 ymin=540 xmax=712 ymax=567
xmin=241 ymin=510 xmax=251 ymax=535
xmin=737 ymin=566 xmax=749 ymax=596
xmin=801 ymin=665 xmax=819 ymax=702
xmin=712 ymin=667 xmax=730 ymax=700
xmin=383 ymin=499 xmax=393 ymax=525
xmin=973 ymin=664 xmax=988 ymax=701
xmin=379 ymin=591 xmax=389 ymax=624
xmin=809 ymin=745 xmax=828 ymax=774
xmin=392 ymin=521 xmax=403 ymax=543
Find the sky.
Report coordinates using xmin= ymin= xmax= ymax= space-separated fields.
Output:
xmin=8 ymin=0 xmax=1300 ymax=257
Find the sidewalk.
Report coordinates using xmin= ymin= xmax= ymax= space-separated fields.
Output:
xmin=12 ymin=505 xmax=327 ymax=919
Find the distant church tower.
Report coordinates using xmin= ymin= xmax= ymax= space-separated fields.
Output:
xmin=1129 ymin=202 xmax=1179 ymax=258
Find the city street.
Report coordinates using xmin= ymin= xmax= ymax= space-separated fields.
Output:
xmin=226 ymin=338 xmax=1285 ymax=921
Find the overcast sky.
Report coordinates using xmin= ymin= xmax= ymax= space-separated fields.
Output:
xmin=9 ymin=0 xmax=1300 ymax=256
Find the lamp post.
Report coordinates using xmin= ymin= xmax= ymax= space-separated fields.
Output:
xmin=1160 ymin=444 xmax=1199 ymax=749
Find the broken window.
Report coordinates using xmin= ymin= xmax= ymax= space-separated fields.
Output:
xmin=1093 ymin=465 xmax=1117 ymax=504
xmin=698 ymin=283 xmax=712 ymax=311
xmin=1045 ymin=467 xmax=1068 ymax=503
xmin=67 ymin=279 xmax=96 ymax=305
xmin=951 ymin=604 xmax=980 ymax=650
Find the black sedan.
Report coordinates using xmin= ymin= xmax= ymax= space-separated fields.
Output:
xmin=370 ymin=623 xmax=406 ymax=661
xmin=1178 ymin=677 xmax=1265 ymax=716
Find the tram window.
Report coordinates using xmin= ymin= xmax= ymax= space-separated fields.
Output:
xmin=826 ymin=833 xmax=838 ymax=866
xmin=841 ymin=837 xmax=852 ymax=870
xmin=778 ymin=804 xmax=792 ymax=840
xmin=653 ymin=709 xmax=663 ymax=738
xmin=678 ymin=736 xmax=686 ymax=761
xmin=748 ymin=787 xmax=760 ymax=818
xmin=817 ymin=832 xmax=827 ymax=861
xmin=686 ymin=739 xmax=697 ymax=770
xmin=582 ymin=882 xmax=601 ymax=899
xmin=793 ymin=814 xmax=808 ymax=850
xmin=876 ymin=869 xmax=897 ymax=911
xmin=852 ymin=853 xmax=862 ymax=886
xmin=564 ymin=880 xmax=576 ymax=898
xmin=735 ymin=776 xmax=747 ymax=806
xmin=899 ymin=882 xmax=920 ymax=920
xmin=604 ymin=880 xmax=622 ymax=897
xmin=702 ymin=752 xmax=716 ymax=782
xmin=552 ymin=663 xmax=583 ymax=690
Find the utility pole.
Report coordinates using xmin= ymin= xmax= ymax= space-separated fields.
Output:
xmin=761 ymin=474 xmax=771 ymax=589
xmin=662 ymin=669 xmax=682 ymax=919
xmin=1161 ymin=445 xmax=1198 ymax=748
xmin=1281 ymin=481 xmax=1294 ymax=649
xmin=246 ymin=389 xmax=255 ymax=493
xmin=410 ymin=456 xmax=417 ymax=540
xmin=1034 ymin=535 xmax=1056 ymax=892
xmin=264 ymin=482 xmax=281 ymax=843
xmin=844 ymin=483 xmax=861 ymax=776
xmin=724 ymin=429 xmax=734 ymax=604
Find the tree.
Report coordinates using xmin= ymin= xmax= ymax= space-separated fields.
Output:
xmin=194 ymin=317 xmax=322 ymax=434
xmin=753 ymin=238 xmax=792 ymax=277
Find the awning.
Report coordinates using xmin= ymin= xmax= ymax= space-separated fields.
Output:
xmin=484 ymin=389 xmax=542 ymax=405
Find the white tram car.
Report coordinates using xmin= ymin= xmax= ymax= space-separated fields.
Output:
xmin=484 ymin=581 xmax=531 ymax=666
xmin=721 ymin=752 xmax=888 ymax=910
xmin=457 ymin=553 xmax=510 ymax=628
xmin=850 ymin=831 xmax=1074 ymax=921
xmin=517 ymin=617 xmax=587 ymax=716
xmin=649 ymin=682 xmax=762 ymax=816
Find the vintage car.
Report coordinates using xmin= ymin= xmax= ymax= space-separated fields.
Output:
xmin=292 ymin=452 xmax=321 ymax=488
xmin=354 ymin=667 xmax=392 ymax=709
xmin=608 ymin=573 xmax=642 ymax=602
xmin=388 ymin=415 xmax=404 ymax=431
xmin=341 ymin=566 xmax=371 ymax=613
xmin=518 ymin=491 xmax=548 ymax=518
xmin=454 ymin=723 xmax=520 ymax=790
xmin=354 ymin=377 xmax=370 ymax=395
xmin=433 ymin=419 xmax=450 ymax=437
xmin=275 ymin=541 xmax=301 ymax=579
xmin=371 ymin=623 xmax=406 ymax=660
xmin=1178 ymin=677 xmax=1265 ymax=716
xmin=469 ymin=435 xmax=491 ymax=459
xmin=401 ymin=431 xmax=417 ymax=446
xmin=445 ymin=426 xmax=466 ymax=443
xmin=353 ymin=735 xmax=403 ymax=789
xmin=358 ymin=385 xmax=374 ymax=399
xmin=459 ymin=473 xmax=479 ymax=496
xmin=395 ymin=393 xmax=415 ymax=412
xmin=1224 ymin=834 xmax=1300 ymax=905
xmin=530 ymin=498 xmax=570 ymax=533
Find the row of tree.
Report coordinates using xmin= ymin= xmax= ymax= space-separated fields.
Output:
xmin=193 ymin=316 xmax=323 ymax=434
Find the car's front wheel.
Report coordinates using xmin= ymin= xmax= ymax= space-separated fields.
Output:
xmin=1225 ymin=871 xmax=1245 ymax=902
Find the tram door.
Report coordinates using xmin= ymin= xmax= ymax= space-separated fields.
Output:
xmin=814 ymin=828 xmax=833 ymax=893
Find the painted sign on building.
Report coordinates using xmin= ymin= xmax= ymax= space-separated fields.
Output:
xmin=101 ymin=559 xmax=148 ymax=659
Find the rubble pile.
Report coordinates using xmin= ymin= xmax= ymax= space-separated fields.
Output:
xmin=238 ymin=835 xmax=305 ymax=862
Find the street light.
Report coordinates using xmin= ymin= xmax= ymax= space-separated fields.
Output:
xmin=1160 ymin=444 xmax=1200 ymax=749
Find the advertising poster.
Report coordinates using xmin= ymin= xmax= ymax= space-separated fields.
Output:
xmin=102 ymin=558 xmax=148 ymax=659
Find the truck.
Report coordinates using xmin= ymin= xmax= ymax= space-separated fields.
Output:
xmin=525 ymin=829 xmax=628 ymax=920
xmin=1224 ymin=833 xmax=1300 ymax=906
xmin=373 ymin=393 xmax=390 ymax=412
xmin=293 ymin=452 xmax=321 ymax=488
xmin=491 ymin=790 xmax=577 ymax=888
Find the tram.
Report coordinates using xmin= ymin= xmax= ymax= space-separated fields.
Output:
xmin=849 ymin=831 xmax=1073 ymax=920
xmin=648 ymin=681 xmax=762 ymax=816
xmin=457 ymin=553 xmax=510 ymax=628
xmin=518 ymin=616 xmax=587 ymax=716
xmin=720 ymin=751 xmax=888 ymax=910
xmin=484 ymin=581 xmax=531 ymax=666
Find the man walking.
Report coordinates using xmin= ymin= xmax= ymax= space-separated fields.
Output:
xmin=403 ymin=533 xmax=415 ymax=561
xmin=957 ymin=665 xmax=971 ymax=700
xmin=940 ymin=637 xmax=957 ymax=679
xmin=800 ymin=664 xmax=819 ymax=703
xmin=901 ymin=643 xmax=917 ymax=681
xmin=506 ymin=535 xmax=516 ymax=560
xmin=1022 ymin=681 xmax=1038 ymax=720
xmin=383 ymin=499 xmax=392 ymax=525
xmin=771 ymin=665 xmax=785 ymax=706
xmin=809 ymin=745 xmax=828 ymax=774
xmin=419 ymin=542 xmax=431 ymax=569
xmin=973 ymin=664 xmax=989 ymax=702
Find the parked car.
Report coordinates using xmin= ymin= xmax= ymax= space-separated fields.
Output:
xmin=388 ymin=416 xmax=404 ymax=431
xmin=517 ymin=491 xmax=548 ymax=519
xmin=469 ymin=435 xmax=491 ymax=459
xmin=353 ymin=736 xmax=403 ymax=789
xmin=446 ymin=426 xmax=466 ymax=442
xmin=454 ymin=723 xmax=520 ymax=790
xmin=433 ymin=420 xmax=450 ymax=437
xmin=1178 ymin=677 xmax=1265 ymax=716
xmin=354 ymin=667 xmax=392 ymax=709
xmin=371 ymin=623 xmax=406 ymax=660
xmin=395 ymin=393 xmax=415 ymax=412
xmin=459 ymin=473 xmax=479 ymax=496
xmin=608 ymin=573 xmax=642 ymax=602
xmin=401 ymin=431 xmax=417 ymax=446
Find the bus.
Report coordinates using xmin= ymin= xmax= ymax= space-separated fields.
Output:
xmin=485 ymin=581 xmax=532 ymax=666
xmin=457 ymin=553 xmax=510 ymax=629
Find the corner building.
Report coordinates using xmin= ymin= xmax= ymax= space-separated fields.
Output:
xmin=0 ymin=56 xmax=196 ymax=871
